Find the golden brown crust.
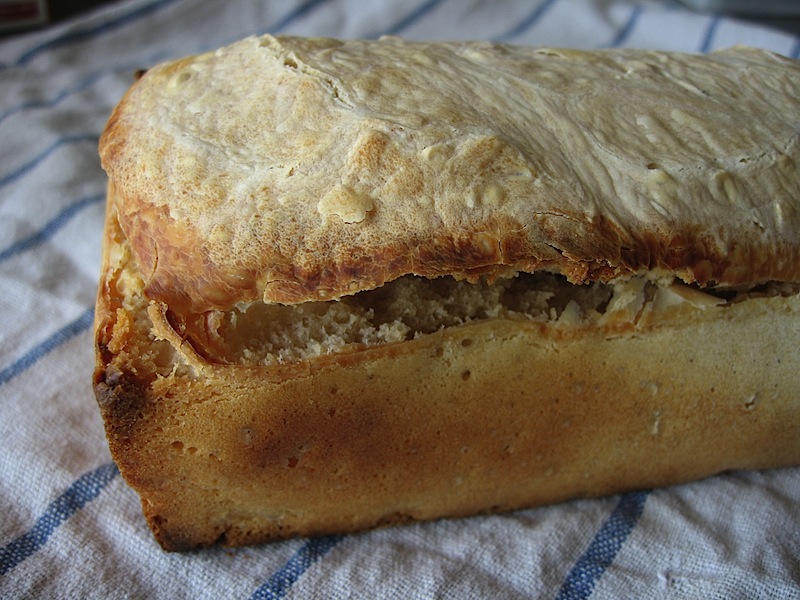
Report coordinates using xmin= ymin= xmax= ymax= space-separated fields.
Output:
xmin=99 ymin=37 xmax=800 ymax=312
xmin=94 ymin=197 xmax=800 ymax=551
xmin=94 ymin=37 xmax=800 ymax=551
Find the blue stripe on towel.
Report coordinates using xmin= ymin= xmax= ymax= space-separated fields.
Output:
xmin=493 ymin=0 xmax=559 ymax=42
xmin=0 ymin=192 xmax=104 ymax=263
xmin=370 ymin=0 xmax=446 ymax=38
xmin=699 ymin=15 xmax=721 ymax=53
xmin=0 ymin=70 xmax=109 ymax=125
xmin=607 ymin=5 xmax=642 ymax=48
xmin=250 ymin=535 xmax=345 ymax=600
xmin=0 ymin=134 xmax=99 ymax=190
xmin=0 ymin=462 xmax=119 ymax=576
xmin=555 ymin=491 xmax=649 ymax=600
xmin=0 ymin=306 xmax=95 ymax=388
xmin=14 ymin=0 xmax=183 ymax=67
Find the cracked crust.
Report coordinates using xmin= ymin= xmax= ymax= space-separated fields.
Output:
xmin=99 ymin=36 xmax=800 ymax=312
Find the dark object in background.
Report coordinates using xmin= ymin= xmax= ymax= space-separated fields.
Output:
xmin=681 ymin=0 xmax=800 ymax=16
xmin=0 ymin=0 xmax=118 ymax=35
xmin=0 ymin=0 xmax=48 ymax=32
xmin=680 ymin=0 xmax=800 ymax=34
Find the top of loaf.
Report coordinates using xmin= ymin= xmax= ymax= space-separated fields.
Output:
xmin=99 ymin=35 xmax=800 ymax=311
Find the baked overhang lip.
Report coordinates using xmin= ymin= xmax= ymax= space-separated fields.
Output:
xmin=99 ymin=36 xmax=800 ymax=313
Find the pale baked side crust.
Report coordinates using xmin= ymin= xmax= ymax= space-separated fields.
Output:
xmin=94 ymin=192 xmax=800 ymax=551
xmin=99 ymin=37 xmax=800 ymax=313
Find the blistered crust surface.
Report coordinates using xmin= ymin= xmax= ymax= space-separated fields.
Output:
xmin=99 ymin=36 xmax=800 ymax=311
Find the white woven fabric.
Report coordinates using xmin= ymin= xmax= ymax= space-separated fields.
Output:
xmin=1 ymin=1 xmax=798 ymax=598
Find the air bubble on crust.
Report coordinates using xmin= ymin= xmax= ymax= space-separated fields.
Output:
xmin=743 ymin=393 xmax=759 ymax=410
xmin=239 ymin=427 xmax=254 ymax=445
xmin=650 ymin=410 xmax=662 ymax=436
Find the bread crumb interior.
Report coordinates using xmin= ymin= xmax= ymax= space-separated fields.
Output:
xmin=112 ymin=223 xmax=798 ymax=368
xmin=202 ymin=273 xmax=612 ymax=364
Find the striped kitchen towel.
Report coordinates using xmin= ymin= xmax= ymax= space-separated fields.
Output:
xmin=1 ymin=0 xmax=798 ymax=598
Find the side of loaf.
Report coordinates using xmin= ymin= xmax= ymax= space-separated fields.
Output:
xmin=94 ymin=190 xmax=800 ymax=551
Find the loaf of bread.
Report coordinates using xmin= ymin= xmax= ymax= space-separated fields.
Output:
xmin=94 ymin=35 xmax=800 ymax=551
